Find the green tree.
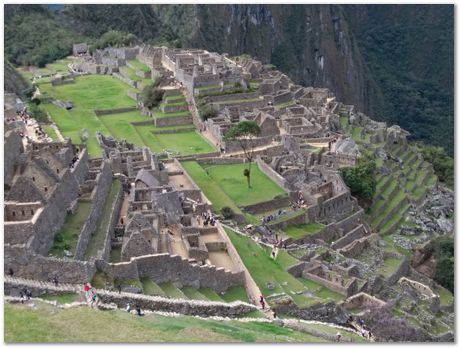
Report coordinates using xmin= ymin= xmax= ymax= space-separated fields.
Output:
xmin=141 ymin=82 xmax=164 ymax=109
xmin=339 ymin=158 xmax=377 ymax=200
xmin=198 ymin=104 xmax=217 ymax=121
xmin=224 ymin=121 xmax=261 ymax=188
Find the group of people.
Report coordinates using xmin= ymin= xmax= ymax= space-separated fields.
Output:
xmin=19 ymin=287 xmax=32 ymax=304
xmin=83 ymin=282 xmax=98 ymax=308
xmin=200 ymin=212 xmax=217 ymax=226
xmin=260 ymin=210 xmax=286 ymax=225
xmin=347 ymin=316 xmax=373 ymax=340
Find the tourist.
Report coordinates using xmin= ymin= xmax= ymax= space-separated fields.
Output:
xmin=52 ymin=275 xmax=59 ymax=287
xmin=336 ymin=332 xmax=342 ymax=342
xmin=118 ymin=284 xmax=122 ymax=294
xmin=7 ymin=268 xmax=14 ymax=277
xmin=259 ymin=295 xmax=265 ymax=310
xmin=91 ymin=291 xmax=97 ymax=308
xmin=136 ymin=305 xmax=144 ymax=316
xmin=126 ymin=302 xmax=132 ymax=313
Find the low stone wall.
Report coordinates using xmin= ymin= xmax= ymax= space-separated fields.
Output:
xmin=267 ymin=210 xmax=308 ymax=231
xmin=113 ymin=72 xmax=138 ymax=89
xmin=160 ymin=103 xmax=189 ymax=114
xmin=225 ymin=136 xmax=273 ymax=153
xmin=127 ymin=89 xmax=140 ymax=101
xmin=332 ymin=225 xmax=366 ymax=250
xmin=94 ymin=107 xmax=137 ymax=116
xmin=97 ymin=253 xmax=245 ymax=293
xmin=96 ymin=290 xmax=254 ymax=318
xmin=197 ymin=157 xmax=246 ymax=165
xmin=241 ymin=196 xmax=291 ymax=215
xmin=203 ymin=91 xmax=260 ymax=103
xmin=4 ymin=245 xmax=96 ymax=283
xmin=74 ymin=162 xmax=113 ymax=260
xmin=176 ymin=151 xmax=221 ymax=161
xmin=152 ymin=126 xmax=196 ymax=134
xmin=154 ymin=115 xmax=192 ymax=127
xmin=256 ymin=157 xmax=289 ymax=192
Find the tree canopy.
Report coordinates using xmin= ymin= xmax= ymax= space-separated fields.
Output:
xmin=339 ymin=158 xmax=377 ymax=200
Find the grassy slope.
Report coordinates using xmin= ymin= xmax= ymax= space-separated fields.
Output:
xmin=4 ymin=302 xmax=329 ymax=343
xmin=282 ymin=223 xmax=325 ymax=239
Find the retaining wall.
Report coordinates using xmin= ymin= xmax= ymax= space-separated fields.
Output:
xmin=94 ymin=107 xmax=138 ymax=116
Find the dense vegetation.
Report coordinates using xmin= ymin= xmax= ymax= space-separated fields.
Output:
xmin=339 ymin=158 xmax=377 ymax=200
xmin=345 ymin=5 xmax=454 ymax=156
xmin=416 ymin=143 xmax=454 ymax=189
xmin=433 ymin=236 xmax=454 ymax=293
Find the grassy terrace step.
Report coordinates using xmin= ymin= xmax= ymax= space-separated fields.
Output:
xmin=378 ymin=203 xmax=410 ymax=236
xmin=197 ymin=288 xmax=224 ymax=302
xmin=220 ymin=286 xmax=249 ymax=303
xmin=381 ymin=178 xmax=398 ymax=198
xmin=181 ymin=286 xmax=210 ymax=301
xmin=141 ymin=278 xmax=166 ymax=297
xmin=376 ymin=176 xmax=391 ymax=192
xmin=351 ymin=127 xmax=363 ymax=142
xmin=158 ymin=282 xmax=188 ymax=299
xmin=165 ymin=95 xmax=186 ymax=102
xmin=83 ymin=180 xmax=121 ymax=260
xmin=119 ymin=65 xmax=151 ymax=83
xmin=282 ymin=223 xmax=325 ymax=239
xmin=371 ymin=190 xmax=406 ymax=228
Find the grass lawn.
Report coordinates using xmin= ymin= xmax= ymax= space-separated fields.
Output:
xmin=435 ymin=286 xmax=453 ymax=307
xmin=98 ymin=111 xmax=148 ymax=148
xmin=158 ymin=282 xmax=187 ymax=299
xmin=110 ymin=245 xmax=121 ymax=263
xmin=202 ymin=163 xmax=287 ymax=207
xmin=282 ymin=223 xmax=324 ymax=239
xmin=39 ymin=75 xmax=138 ymax=157
xmin=43 ymin=125 xmax=60 ymax=141
xmin=39 ymin=293 xmax=77 ymax=304
xmin=48 ymin=201 xmax=92 ymax=257
xmin=4 ymin=301 xmax=330 ymax=343
xmin=138 ymin=131 xmax=215 ymax=156
xmin=83 ymin=180 xmax=120 ymax=260
xmin=352 ymin=127 xmax=363 ymax=142
xmin=224 ymin=228 xmax=323 ymax=308
xmin=119 ymin=66 xmax=149 ymax=83
xmin=198 ymin=288 xmax=223 ymax=302
xmin=181 ymin=161 xmax=240 ymax=213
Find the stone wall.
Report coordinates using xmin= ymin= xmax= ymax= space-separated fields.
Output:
xmin=99 ymin=185 xmax=124 ymax=261
xmin=94 ymin=107 xmax=137 ymax=116
xmin=160 ymin=103 xmax=189 ymax=114
xmin=4 ymin=245 xmax=96 ymax=283
xmin=154 ymin=115 xmax=192 ymax=127
xmin=331 ymin=225 xmax=366 ymax=250
xmin=267 ymin=210 xmax=308 ymax=230
xmin=196 ymin=157 xmax=245 ymax=165
xmin=203 ymin=91 xmax=259 ymax=104
xmin=241 ymin=196 xmax=291 ymax=215
xmin=4 ymin=131 xmax=24 ymax=188
xmin=224 ymin=136 xmax=273 ymax=153
xmin=113 ymin=72 xmax=137 ymax=89
xmin=97 ymin=253 xmax=245 ymax=293
xmin=74 ymin=162 xmax=113 ymax=260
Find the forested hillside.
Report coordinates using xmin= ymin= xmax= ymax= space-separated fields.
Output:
xmin=4 ymin=4 xmax=454 ymax=155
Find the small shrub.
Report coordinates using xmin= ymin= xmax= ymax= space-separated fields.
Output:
xmin=221 ymin=206 xmax=235 ymax=219
xmin=54 ymin=234 xmax=63 ymax=243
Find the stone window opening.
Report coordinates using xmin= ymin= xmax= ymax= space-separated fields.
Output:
xmin=44 ymin=186 xmax=48 ymax=193
xmin=12 ymin=211 xmax=16 ymax=217
xmin=56 ymin=168 xmax=60 ymax=174
xmin=21 ymin=210 xmax=25 ymax=216
xmin=31 ymin=209 xmax=34 ymax=215
xmin=32 ymin=177 xmax=35 ymax=182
